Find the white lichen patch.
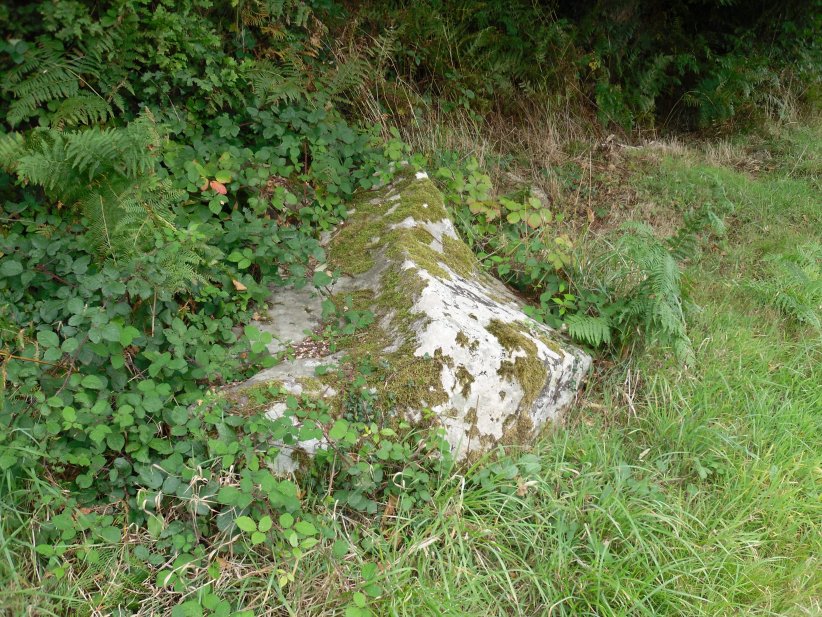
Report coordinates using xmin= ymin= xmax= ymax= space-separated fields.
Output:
xmin=408 ymin=263 xmax=588 ymax=459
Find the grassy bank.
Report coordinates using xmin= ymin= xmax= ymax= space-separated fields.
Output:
xmin=351 ymin=123 xmax=822 ymax=616
xmin=2 ymin=120 xmax=819 ymax=616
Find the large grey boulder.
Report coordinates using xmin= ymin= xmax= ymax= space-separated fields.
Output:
xmin=241 ymin=170 xmax=591 ymax=461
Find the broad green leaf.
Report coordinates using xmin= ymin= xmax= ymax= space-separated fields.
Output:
xmin=279 ymin=513 xmax=294 ymax=529
xmin=329 ymin=419 xmax=349 ymax=441
xmin=81 ymin=374 xmax=104 ymax=390
xmin=294 ymin=520 xmax=316 ymax=536
xmin=235 ymin=516 xmax=256 ymax=532
xmin=37 ymin=330 xmax=60 ymax=348
xmin=0 ymin=260 xmax=23 ymax=277
xmin=251 ymin=531 xmax=266 ymax=545
xmin=258 ymin=515 xmax=273 ymax=532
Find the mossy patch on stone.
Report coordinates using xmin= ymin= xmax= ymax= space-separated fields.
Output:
xmin=535 ymin=330 xmax=563 ymax=355
xmin=327 ymin=218 xmax=381 ymax=274
xmin=441 ymin=234 xmax=477 ymax=279
xmin=486 ymin=319 xmax=548 ymax=411
xmin=455 ymin=365 xmax=474 ymax=397
xmin=500 ymin=413 xmax=536 ymax=447
xmin=389 ymin=227 xmax=451 ymax=280
xmin=319 ymin=255 xmax=449 ymax=415
xmin=222 ymin=380 xmax=284 ymax=415
xmin=454 ymin=331 xmax=479 ymax=351
xmin=329 ymin=289 xmax=376 ymax=312
xmin=328 ymin=172 xmax=476 ymax=281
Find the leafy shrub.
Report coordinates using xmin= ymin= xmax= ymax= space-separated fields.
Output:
xmin=344 ymin=0 xmax=820 ymax=129
xmin=430 ymin=153 xmax=731 ymax=361
xmin=436 ymin=158 xmax=573 ymax=289
xmin=0 ymin=3 xmax=444 ymax=613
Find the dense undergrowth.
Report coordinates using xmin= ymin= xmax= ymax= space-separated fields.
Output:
xmin=1 ymin=1 xmax=820 ymax=615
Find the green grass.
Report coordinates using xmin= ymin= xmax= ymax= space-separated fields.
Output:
xmin=2 ymin=124 xmax=820 ymax=616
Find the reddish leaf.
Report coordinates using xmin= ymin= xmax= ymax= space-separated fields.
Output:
xmin=210 ymin=180 xmax=228 ymax=195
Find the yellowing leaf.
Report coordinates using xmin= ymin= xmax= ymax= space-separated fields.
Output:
xmin=232 ymin=279 xmax=247 ymax=291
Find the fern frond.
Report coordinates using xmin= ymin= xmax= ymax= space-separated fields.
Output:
xmin=609 ymin=222 xmax=693 ymax=361
xmin=4 ymin=38 xmax=119 ymax=127
xmin=320 ymin=57 xmax=370 ymax=104
xmin=0 ymin=133 xmax=26 ymax=171
xmin=566 ymin=313 xmax=612 ymax=347
xmin=248 ymin=59 xmax=309 ymax=105
xmin=5 ymin=114 xmax=195 ymax=285
xmin=80 ymin=177 xmax=183 ymax=258
xmin=5 ymin=42 xmax=80 ymax=126
xmin=64 ymin=127 xmax=121 ymax=179
xmin=746 ymin=242 xmax=822 ymax=329
xmin=51 ymin=95 xmax=112 ymax=129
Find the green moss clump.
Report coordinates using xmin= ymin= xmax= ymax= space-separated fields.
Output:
xmin=383 ymin=346 xmax=449 ymax=410
xmin=455 ymin=365 xmax=474 ymax=397
xmin=223 ymin=380 xmax=284 ymax=415
xmin=389 ymin=227 xmax=451 ymax=279
xmin=328 ymin=173 xmax=478 ymax=281
xmin=329 ymin=289 xmax=376 ymax=312
xmin=382 ymin=173 xmax=449 ymax=225
xmin=441 ymin=234 xmax=477 ymax=279
xmin=535 ymin=331 xmax=563 ymax=355
xmin=322 ymin=261 xmax=449 ymax=412
xmin=500 ymin=413 xmax=536 ymax=447
xmin=327 ymin=218 xmax=381 ymax=274
xmin=486 ymin=319 xmax=548 ymax=411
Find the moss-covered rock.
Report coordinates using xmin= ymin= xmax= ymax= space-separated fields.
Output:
xmin=238 ymin=169 xmax=591 ymax=461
